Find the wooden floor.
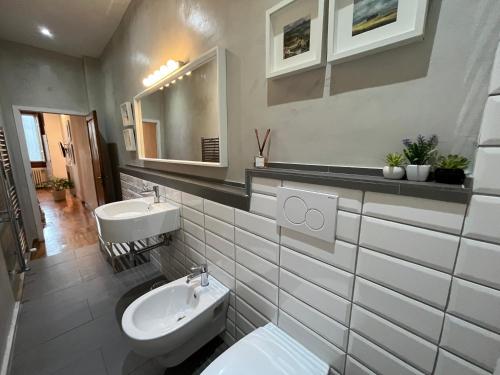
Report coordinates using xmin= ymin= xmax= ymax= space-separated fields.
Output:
xmin=32 ymin=189 xmax=98 ymax=259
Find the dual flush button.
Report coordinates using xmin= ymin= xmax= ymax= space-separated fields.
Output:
xmin=276 ymin=187 xmax=338 ymax=243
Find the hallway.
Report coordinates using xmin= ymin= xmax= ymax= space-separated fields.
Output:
xmin=33 ymin=189 xmax=98 ymax=259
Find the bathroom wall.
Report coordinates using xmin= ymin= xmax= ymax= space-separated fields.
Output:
xmin=121 ymin=171 xmax=500 ymax=374
xmin=98 ymin=0 xmax=500 ymax=182
xmin=0 ymin=39 xmax=90 ymax=242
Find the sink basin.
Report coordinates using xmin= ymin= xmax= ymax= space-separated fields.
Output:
xmin=95 ymin=197 xmax=180 ymax=243
xmin=122 ymin=275 xmax=229 ymax=367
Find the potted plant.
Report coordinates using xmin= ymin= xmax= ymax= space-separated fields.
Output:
xmin=435 ymin=154 xmax=469 ymax=184
xmin=383 ymin=153 xmax=405 ymax=180
xmin=48 ymin=178 xmax=70 ymax=201
xmin=402 ymin=135 xmax=438 ymax=182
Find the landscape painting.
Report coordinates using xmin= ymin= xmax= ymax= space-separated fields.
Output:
xmin=283 ymin=16 xmax=311 ymax=59
xmin=352 ymin=0 xmax=398 ymax=36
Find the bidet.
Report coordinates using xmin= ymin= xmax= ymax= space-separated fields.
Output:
xmin=121 ymin=275 xmax=229 ymax=367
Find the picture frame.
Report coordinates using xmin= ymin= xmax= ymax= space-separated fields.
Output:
xmin=123 ymin=128 xmax=137 ymax=151
xmin=120 ymin=101 xmax=135 ymax=126
xmin=266 ymin=0 xmax=326 ymax=79
xmin=327 ymin=0 xmax=429 ymax=64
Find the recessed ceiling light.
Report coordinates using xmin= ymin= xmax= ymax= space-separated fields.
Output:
xmin=39 ymin=26 xmax=54 ymax=38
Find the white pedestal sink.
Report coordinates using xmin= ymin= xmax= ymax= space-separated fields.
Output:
xmin=95 ymin=197 xmax=180 ymax=243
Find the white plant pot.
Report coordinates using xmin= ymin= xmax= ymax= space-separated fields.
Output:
xmin=383 ymin=166 xmax=405 ymax=180
xmin=406 ymin=165 xmax=431 ymax=182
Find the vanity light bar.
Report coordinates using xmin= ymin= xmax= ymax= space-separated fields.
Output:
xmin=142 ymin=59 xmax=182 ymax=87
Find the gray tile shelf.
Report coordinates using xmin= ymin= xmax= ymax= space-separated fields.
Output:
xmin=121 ymin=164 xmax=472 ymax=211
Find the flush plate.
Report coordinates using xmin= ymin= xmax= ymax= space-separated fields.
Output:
xmin=276 ymin=187 xmax=338 ymax=243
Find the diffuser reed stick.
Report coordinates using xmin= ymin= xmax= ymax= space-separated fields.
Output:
xmin=254 ymin=128 xmax=270 ymax=168
xmin=255 ymin=129 xmax=270 ymax=156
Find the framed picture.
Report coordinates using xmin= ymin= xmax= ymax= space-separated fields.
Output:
xmin=120 ymin=101 xmax=135 ymax=126
xmin=123 ymin=128 xmax=137 ymax=151
xmin=327 ymin=0 xmax=429 ymax=64
xmin=266 ymin=0 xmax=326 ymax=79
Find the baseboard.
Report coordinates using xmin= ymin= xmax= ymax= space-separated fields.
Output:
xmin=0 ymin=300 xmax=20 ymax=375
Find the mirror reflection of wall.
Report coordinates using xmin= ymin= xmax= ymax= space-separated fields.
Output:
xmin=139 ymin=56 xmax=219 ymax=162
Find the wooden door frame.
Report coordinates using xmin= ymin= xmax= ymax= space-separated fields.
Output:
xmin=12 ymin=106 xmax=87 ymax=243
xmin=86 ymin=111 xmax=108 ymax=205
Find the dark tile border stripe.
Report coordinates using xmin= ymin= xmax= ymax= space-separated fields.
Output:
xmin=121 ymin=164 xmax=472 ymax=210
xmin=247 ymin=167 xmax=472 ymax=204
xmin=120 ymin=166 xmax=250 ymax=210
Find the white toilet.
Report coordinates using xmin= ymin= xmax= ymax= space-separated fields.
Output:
xmin=202 ymin=323 xmax=329 ymax=375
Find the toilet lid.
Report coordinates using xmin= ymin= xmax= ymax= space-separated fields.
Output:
xmin=201 ymin=323 xmax=329 ymax=375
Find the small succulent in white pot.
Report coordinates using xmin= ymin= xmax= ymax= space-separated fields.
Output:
xmin=383 ymin=153 xmax=405 ymax=180
xmin=402 ymin=135 xmax=438 ymax=182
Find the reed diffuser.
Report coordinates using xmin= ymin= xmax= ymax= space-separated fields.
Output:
xmin=254 ymin=128 xmax=270 ymax=168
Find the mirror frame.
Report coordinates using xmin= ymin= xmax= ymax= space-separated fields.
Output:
xmin=134 ymin=46 xmax=228 ymax=167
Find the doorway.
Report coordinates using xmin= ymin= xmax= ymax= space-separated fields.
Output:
xmin=142 ymin=119 xmax=161 ymax=158
xmin=13 ymin=107 xmax=107 ymax=258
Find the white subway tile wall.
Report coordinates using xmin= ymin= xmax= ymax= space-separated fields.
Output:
xmin=489 ymin=41 xmax=500 ymax=95
xmin=478 ymin=97 xmax=500 ymax=146
xmin=120 ymin=172 xmax=500 ymax=374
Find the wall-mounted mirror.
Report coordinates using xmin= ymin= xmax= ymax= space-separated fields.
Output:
xmin=134 ymin=47 xmax=227 ymax=167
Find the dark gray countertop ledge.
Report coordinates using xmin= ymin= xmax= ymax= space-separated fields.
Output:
xmin=247 ymin=167 xmax=472 ymax=204
xmin=120 ymin=166 xmax=249 ymax=210
xmin=120 ymin=165 xmax=472 ymax=210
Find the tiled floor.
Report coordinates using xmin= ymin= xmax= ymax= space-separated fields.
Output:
xmin=11 ymin=244 xmax=227 ymax=375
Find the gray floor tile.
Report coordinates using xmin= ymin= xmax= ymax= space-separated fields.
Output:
xmin=74 ymin=243 xmax=101 ymax=259
xmin=128 ymin=359 xmax=165 ymax=375
xmin=77 ymin=252 xmax=113 ymax=281
xmin=11 ymin=314 xmax=120 ymax=375
xmin=101 ymin=334 xmax=150 ymax=375
xmin=28 ymin=250 xmax=76 ymax=271
xmin=14 ymin=299 xmax=93 ymax=352
xmin=50 ymin=348 xmax=108 ymax=375
xmin=22 ymin=261 xmax=83 ymax=301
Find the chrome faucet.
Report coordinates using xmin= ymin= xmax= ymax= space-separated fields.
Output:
xmin=186 ymin=264 xmax=209 ymax=287
xmin=141 ymin=185 xmax=160 ymax=203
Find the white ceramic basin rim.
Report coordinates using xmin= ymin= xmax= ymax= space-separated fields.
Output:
xmin=94 ymin=197 xmax=180 ymax=243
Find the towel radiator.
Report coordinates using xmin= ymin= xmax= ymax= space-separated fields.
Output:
xmin=0 ymin=128 xmax=30 ymax=272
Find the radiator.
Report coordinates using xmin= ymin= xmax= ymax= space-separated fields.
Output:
xmin=31 ymin=168 xmax=48 ymax=188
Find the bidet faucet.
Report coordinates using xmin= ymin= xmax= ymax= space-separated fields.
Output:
xmin=141 ymin=185 xmax=160 ymax=203
xmin=186 ymin=264 xmax=208 ymax=287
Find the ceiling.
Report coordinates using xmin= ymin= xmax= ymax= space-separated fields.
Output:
xmin=0 ymin=0 xmax=131 ymax=58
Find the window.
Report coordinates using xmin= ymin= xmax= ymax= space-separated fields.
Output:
xmin=21 ymin=113 xmax=46 ymax=164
